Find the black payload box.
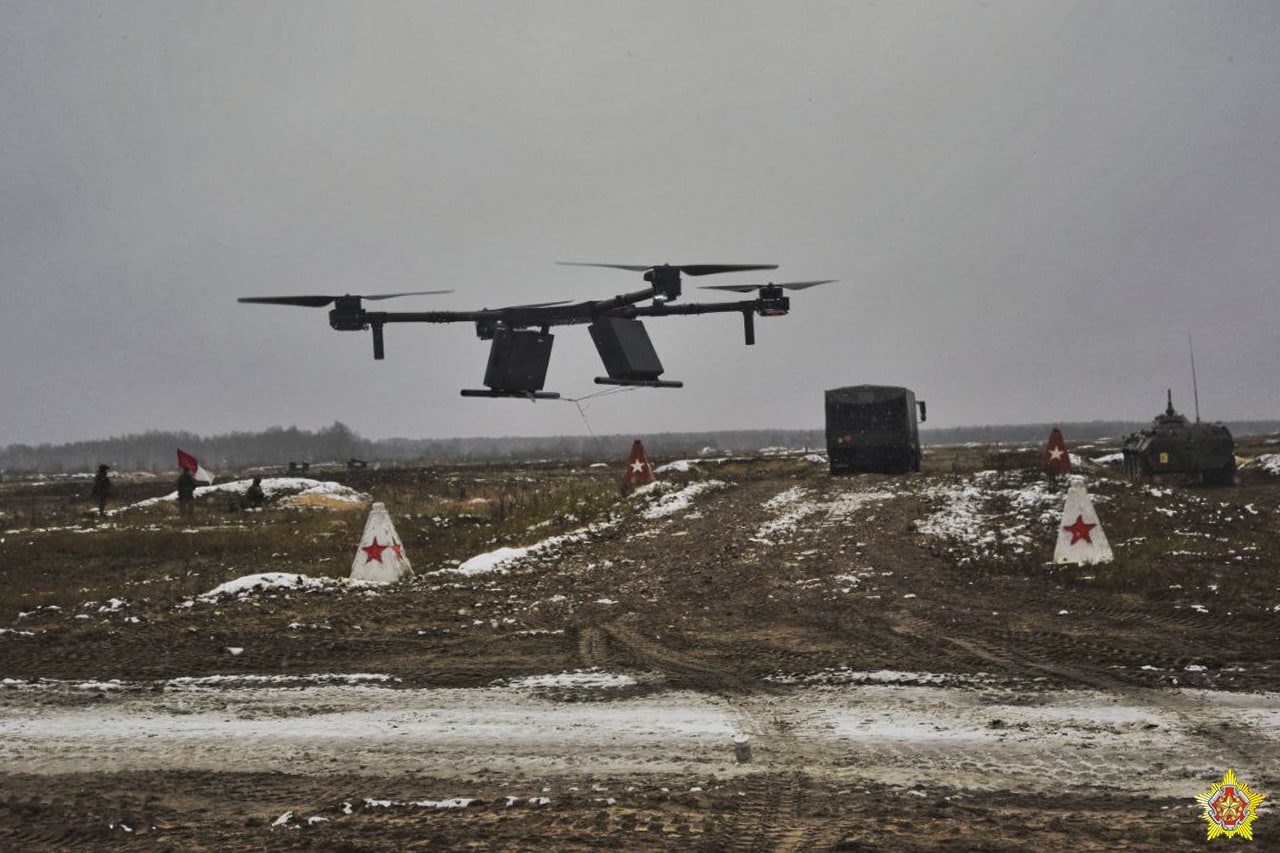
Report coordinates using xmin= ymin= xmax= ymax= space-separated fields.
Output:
xmin=484 ymin=329 xmax=554 ymax=392
xmin=589 ymin=317 xmax=664 ymax=381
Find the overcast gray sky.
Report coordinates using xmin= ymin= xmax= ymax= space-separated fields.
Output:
xmin=3 ymin=1 xmax=1277 ymax=446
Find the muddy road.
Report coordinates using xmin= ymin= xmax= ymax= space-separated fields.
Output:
xmin=2 ymin=447 xmax=1278 ymax=850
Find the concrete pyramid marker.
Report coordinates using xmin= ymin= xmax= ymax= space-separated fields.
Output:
xmin=622 ymin=439 xmax=656 ymax=491
xmin=1053 ymin=479 xmax=1113 ymax=565
xmin=350 ymin=501 xmax=412 ymax=583
xmin=1043 ymin=427 xmax=1071 ymax=475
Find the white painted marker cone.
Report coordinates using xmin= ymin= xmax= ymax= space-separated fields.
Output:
xmin=1053 ymin=480 xmax=1113 ymax=565
xmin=350 ymin=502 xmax=412 ymax=582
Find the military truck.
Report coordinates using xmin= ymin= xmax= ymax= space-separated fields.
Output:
xmin=825 ymin=385 xmax=926 ymax=475
xmin=1122 ymin=390 xmax=1235 ymax=486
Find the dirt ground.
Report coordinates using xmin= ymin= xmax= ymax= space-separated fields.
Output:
xmin=1 ymin=439 xmax=1278 ymax=851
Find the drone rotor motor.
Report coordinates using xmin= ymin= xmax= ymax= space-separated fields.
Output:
xmin=756 ymin=285 xmax=790 ymax=317
xmin=645 ymin=265 xmax=683 ymax=303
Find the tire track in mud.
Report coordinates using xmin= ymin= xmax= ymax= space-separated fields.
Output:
xmin=576 ymin=625 xmax=609 ymax=669
xmin=1088 ymin=599 xmax=1230 ymax=632
xmin=894 ymin=610 xmax=1152 ymax=691
xmin=716 ymin=772 xmax=855 ymax=853
xmin=722 ymin=773 xmax=805 ymax=853
xmin=695 ymin=473 xmax=924 ymax=665
xmin=893 ymin=611 xmax=1277 ymax=775
xmin=581 ymin=616 xmax=823 ymax=848
xmin=574 ymin=470 xmax=1016 ymax=840
xmin=585 ymin=609 xmax=889 ymax=852
xmin=582 ymin=474 xmax=913 ymax=683
xmin=599 ymin=619 xmax=747 ymax=692
xmin=0 ymin=797 xmax=114 ymax=852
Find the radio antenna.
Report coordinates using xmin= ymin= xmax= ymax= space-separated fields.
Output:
xmin=1188 ymin=334 xmax=1201 ymax=423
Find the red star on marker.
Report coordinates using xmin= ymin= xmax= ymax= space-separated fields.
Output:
xmin=392 ymin=540 xmax=403 ymax=560
xmin=1063 ymin=515 xmax=1096 ymax=545
xmin=362 ymin=537 xmax=388 ymax=563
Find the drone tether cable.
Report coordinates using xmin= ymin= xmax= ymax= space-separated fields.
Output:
xmin=559 ymin=386 xmax=639 ymax=455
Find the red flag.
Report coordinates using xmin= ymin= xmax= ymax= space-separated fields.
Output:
xmin=177 ymin=449 xmax=214 ymax=484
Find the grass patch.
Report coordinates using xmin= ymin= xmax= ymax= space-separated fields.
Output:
xmin=0 ymin=466 xmax=626 ymax=622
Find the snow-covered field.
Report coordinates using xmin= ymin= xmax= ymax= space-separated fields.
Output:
xmin=2 ymin=674 xmax=1276 ymax=801
xmin=7 ymin=675 xmax=1273 ymax=804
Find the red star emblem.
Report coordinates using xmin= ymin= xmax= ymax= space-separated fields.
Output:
xmin=392 ymin=540 xmax=403 ymax=560
xmin=361 ymin=537 xmax=389 ymax=563
xmin=1063 ymin=515 xmax=1096 ymax=545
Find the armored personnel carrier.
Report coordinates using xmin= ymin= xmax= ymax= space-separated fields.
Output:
xmin=1121 ymin=390 xmax=1235 ymax=485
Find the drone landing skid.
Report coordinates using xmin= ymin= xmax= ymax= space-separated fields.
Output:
xmin=594 ymin=377 xmax=684 ymax=389
xmin=460 ymin=389 xmax=561 ymax=400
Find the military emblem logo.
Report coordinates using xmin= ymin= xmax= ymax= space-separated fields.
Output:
xmin=1195 ymin=769 xmax=1265 ymax=840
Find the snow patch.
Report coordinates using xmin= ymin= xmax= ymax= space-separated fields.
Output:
xmin=635 ymin=480 xmax=727 ymax=520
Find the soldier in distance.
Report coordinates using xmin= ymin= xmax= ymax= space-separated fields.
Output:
xmin=245 ymin=478 xmax=266 ymax=509
xmin=177 ymin=466 xmax=196 ymax=516
xmin=91 ymin=464 xmax=112 ymax=518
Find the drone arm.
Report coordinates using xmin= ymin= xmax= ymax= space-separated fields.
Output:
xmin=621 ymin=299 xmax=759 ymax=344
xmin=591 ymin=287 xmax=667 ymax=313
xmin=625 ymin=299 xmax=752 ymax=318
xmin=373 ymin=298 xmax=647 ymax=331
xmin=375 ymin=310 xmax=486 ymax=324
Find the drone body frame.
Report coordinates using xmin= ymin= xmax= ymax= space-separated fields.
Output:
xmin=240 ymin=264 xmax=833 ymax=399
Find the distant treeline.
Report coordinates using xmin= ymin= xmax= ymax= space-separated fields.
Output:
xmin=923 ymin=420 xmax=1280 ymax=446
xmin=3 ymin=419 xmax=1278 ymax=475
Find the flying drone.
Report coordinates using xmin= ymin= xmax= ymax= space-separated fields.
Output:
xmin=239 ymin=263 xmax=833 ymax=399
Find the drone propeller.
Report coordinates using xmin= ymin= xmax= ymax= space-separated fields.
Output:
xmin=557 ymin=261 xmax=780 ymax=305
xmin=557 ymin=262 xmax=777 ymax=276
xmin=696 ymin=279 xmax=836 ymax=340
xmin=239 ymin=290 xmax=454 ymax=361
xmin=237 ymin=290 xmax=451 ymax=308
xmin=699 ymin=279 xmax=837 ymax=293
